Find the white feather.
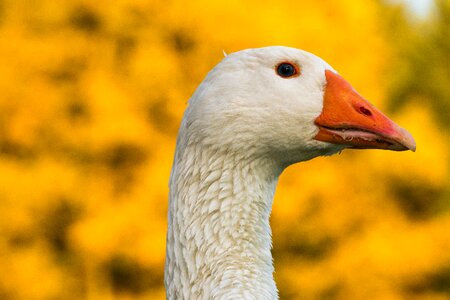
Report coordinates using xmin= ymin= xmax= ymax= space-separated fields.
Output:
xmin=165 ymin=46 xmax=344 ymax=299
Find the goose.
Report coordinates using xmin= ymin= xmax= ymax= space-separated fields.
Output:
xmin=165 ymin=46 xmax=416 ymax=299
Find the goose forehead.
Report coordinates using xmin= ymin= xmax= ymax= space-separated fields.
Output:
xmin=225 ymin=46 xmax=332 ymax=70
xmin=188 ymin=46 xmax=334 ymax=110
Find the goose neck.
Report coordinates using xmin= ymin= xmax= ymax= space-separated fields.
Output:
xmin=165 ymin=144 xmax=281 ymax=299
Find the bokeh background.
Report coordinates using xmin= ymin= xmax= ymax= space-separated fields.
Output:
xmin=0 ymin=0 xmax=449 ymax=299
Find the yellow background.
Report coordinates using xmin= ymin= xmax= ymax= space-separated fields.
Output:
xmin=0 ymin=0 xmax=448 ymax=299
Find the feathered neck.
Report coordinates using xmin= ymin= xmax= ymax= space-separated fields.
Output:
xmin=165 ymin=140 xmax=283 ymax=299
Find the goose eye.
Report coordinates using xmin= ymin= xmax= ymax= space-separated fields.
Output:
xmin=276 ymin=62 xmax=299 ymax=78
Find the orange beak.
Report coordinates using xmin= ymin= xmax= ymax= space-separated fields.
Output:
xmin=314 ymin=70 xmax=416 ymax=151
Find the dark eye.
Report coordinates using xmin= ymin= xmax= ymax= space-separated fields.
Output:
xmin=276 ymin=62 xmax=299 ymax=78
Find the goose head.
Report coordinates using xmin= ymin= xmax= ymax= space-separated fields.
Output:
xmin=183 ymin=46 xmax=416 ymax=167
xmin=167 ymin=46 xmax=416 ymax=299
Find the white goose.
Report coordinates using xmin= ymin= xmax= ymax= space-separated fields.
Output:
xmin=165 ymin=46 xmax=415 ymax=299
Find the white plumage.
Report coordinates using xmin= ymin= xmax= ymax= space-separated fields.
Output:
xmin=165 ymin=46 xmax=415 ymax=299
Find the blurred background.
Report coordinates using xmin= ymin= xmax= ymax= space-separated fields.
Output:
xmin=0 ymin=0 xmax=448 ymax=299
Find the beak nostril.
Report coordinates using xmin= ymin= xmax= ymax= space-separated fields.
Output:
xmin=359 ymin=106 xmax=372 ymax=116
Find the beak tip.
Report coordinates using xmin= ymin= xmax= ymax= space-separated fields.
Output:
xmin=400 ymin=127 xmax=416 ymax=152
